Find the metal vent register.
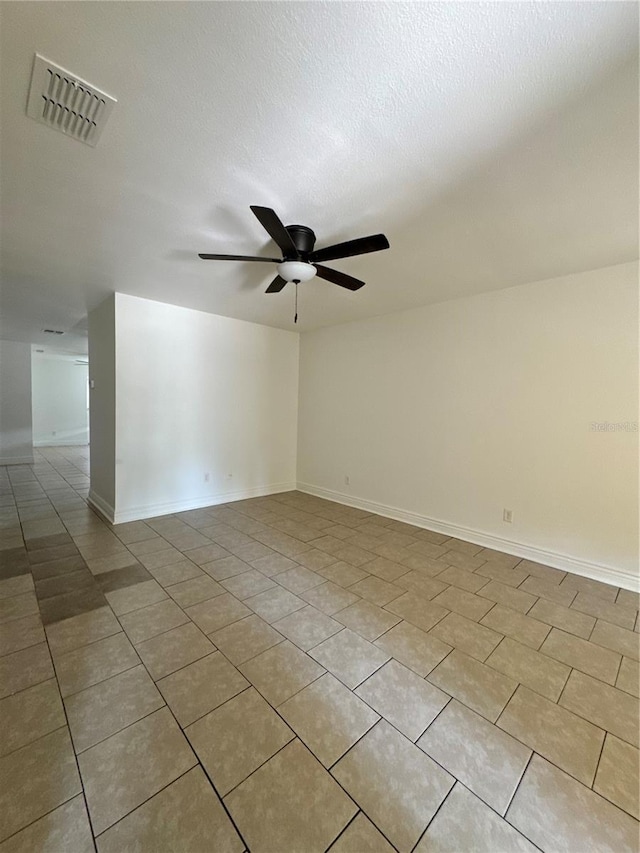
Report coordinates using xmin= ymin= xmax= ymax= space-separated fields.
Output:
xmin=26 ymin=54 xmax=117 ymax=147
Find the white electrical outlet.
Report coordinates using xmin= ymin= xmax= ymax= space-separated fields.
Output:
xmin=344 ymin=475 xmax=350 ymax=486
xmin=204 ymin=472 xmax=210 ymax=483
xmin=503 ymin=508 xmax=513 ymax=523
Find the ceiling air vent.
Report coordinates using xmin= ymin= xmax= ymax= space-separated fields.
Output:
xmin=26 ymin=54 xmax=117 ymax=147
xmin=43 ymin=329 xmax=64 ymax=335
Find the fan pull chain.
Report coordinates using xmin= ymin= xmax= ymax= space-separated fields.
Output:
xmin=294 ymin=281 xmax=298 ymax=324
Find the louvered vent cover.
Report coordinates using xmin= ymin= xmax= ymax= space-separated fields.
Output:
xmin=27 ymin=54 xmax=117 ymax=147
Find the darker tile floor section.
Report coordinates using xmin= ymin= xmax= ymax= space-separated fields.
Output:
xmin=20 ymin=530 xmax=158 ymax=627
xmin=0 ymin=446 xmax=638 ymax=852
xmin=0 ymin=548 xmax=30 ymax=579
xmin=30 ymin=545 xmax=107 ymax=626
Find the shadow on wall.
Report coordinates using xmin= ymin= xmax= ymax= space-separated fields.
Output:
xmin=112 ymin=296 xmax=298 ymax=519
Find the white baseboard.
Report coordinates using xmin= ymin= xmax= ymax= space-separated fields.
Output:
xmin=297 ymin=482 xmax=640 ymax=592
xmin=33 ymin=440 xmax=89 ymax=447
xmin=107 ymin=481 xmax=297 ymax=525
xmin=87 ymin=491 xmax=116 ymax=524
xmin=0 ymin=454 xmax=35 ymax=466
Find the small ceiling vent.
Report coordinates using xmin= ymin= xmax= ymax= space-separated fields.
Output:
xmin=27 ymin=54 xmax=117 ymax=147
xmin=43 ymin=328 xmax=65 ymax=335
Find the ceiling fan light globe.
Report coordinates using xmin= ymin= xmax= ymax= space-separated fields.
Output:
xmin=277 ymin=261 xmax=317 ymax=283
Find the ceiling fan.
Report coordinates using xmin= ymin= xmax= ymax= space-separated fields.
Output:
xmin=198 ymin=206 xmax=390 ymax=296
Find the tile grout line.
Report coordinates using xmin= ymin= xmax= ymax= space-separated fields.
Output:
xmin=0 ymin=790 xmax=92 ymax=849
xmin=0 ymin=719 xmax=68 ymax=760
xmin=501 ymin=751 xmax=546 ymax=849
xmin=555 ymin=665 xmax=574 ymax=706
xmin=408 ymin=777 xmax=456 ymax=852
xmin=589 ymin=729 xmax=609 ymax=794
xmin=45 ymin=623 xmax=122 ymax=660
xmin=321 ymin=811 xmax=380 ymax=852
xmin=55 ymin=655 xmax=142 ymax=700
xmin=91 ymin=764 xmax=197 ymax=843
xmin=612 ymin=641 xmax=625 ymax=683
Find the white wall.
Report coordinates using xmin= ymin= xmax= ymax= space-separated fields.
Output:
xmin=88 ymin=296 xmax=116 ymax=513
xmin=0 ymin=340 xmax=34 ymax=465
xmin=110 ymin=293 xmax=299 ymax=523
xmin=32 ymin=356 xmax=89 ymax=446
xmin=297 ymin=261 xmax=639 ymax=587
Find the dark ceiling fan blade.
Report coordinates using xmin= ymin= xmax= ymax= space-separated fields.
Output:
xmin=314 ymin=264 xmax=365 ymax=291
xmin=265 ymin=275 xmax=288 ymax=293
xmin=198 ymin=253 xmax=280 ymax=262
xmin=250 ymin=206 xmax=299 ymax=257
xmin=310 ymin=233 xmax=389 ymax=263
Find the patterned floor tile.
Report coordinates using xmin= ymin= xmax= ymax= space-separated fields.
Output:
xmin=78 ymin=707 xmax=197 ymax=834
xmin=225 ymin=739 xmax=356 ymax=853
xmin=279 ymin=673 xmax=379 ymax=767
xmin=186 ymin=687 xmax=294 ymax=795
xmin=333 ymin=720 xmax=453 ymax=852
xmin=507 ymin=755 xmax=638 ymax=853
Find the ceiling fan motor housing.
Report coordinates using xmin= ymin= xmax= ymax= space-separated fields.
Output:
xmin=198 ymin=206 xmax=389 ymax=293
xmin=285 ymin=224 xmax=316 ymax=256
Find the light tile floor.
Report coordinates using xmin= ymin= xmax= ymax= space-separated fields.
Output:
xmin=0 ymin=446 xmax=638 ymax=852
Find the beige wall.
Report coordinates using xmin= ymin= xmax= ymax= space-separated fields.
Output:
xmin=0 ymin=340 xmax=33 ymax=465
xmin=88 ymin=296 xmax=116 ymax=512
xmin=297 ymin=261 xmax=639 ymax=586
xmin=112 ymin=293 xmax=299 ymax=523
xmin=32 ymin=356 xmax=89 ymax=446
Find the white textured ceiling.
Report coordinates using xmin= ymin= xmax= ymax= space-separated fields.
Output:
xmin=0 ymin=2 xmax=638 ymax=351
